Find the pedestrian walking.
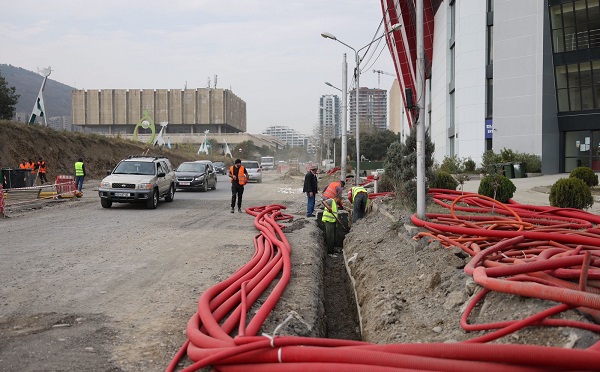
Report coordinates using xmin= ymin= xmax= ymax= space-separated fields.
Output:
xmin=303 ymin=165 xmax=318 ymax=217
xmin=349 ymin=185 xmax=369 ymax=223
xmin=229 ymin=158 xmax=248 ymax=213
xmin=37 ymin=157 xmax=48 ymax=185
xmin=74 ymin=158 xmax=86 ymax=192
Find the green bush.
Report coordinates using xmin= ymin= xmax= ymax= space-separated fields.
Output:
xmin=439 ymin=156 xmax=462 ymax=174
xmin=549 ymin=178 xmax=593 ymax=209
xmin=478 ymin=174 xmax=516 ymax=203
xmin=430 ymin=171 xmax=459 ymax=190
xmin=481 ymin=150 xmax=502 ymax=174
xmin=569 ymin=166 xmax=599 ymax=187
xmin=464 ymin=158 xmax=476 ymax=172
xmin=514 ymin=153 xmax=541 ymax=173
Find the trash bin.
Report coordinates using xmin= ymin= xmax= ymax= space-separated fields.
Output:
xmin=512 ymin=162 xmax=527 ymax=178
xmin=3 ymin=168 xmax=27 ymax=189
xmin=502 ymin=163 xmax=515 ymax=179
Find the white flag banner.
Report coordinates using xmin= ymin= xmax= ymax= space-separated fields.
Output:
xmin=29 ymin=92 xmax=45 ymax=124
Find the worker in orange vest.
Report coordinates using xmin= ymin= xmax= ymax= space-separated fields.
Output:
xmin=229 ymin=159 xmax=248 ymax=213
xmin=322 ymin=180 xmax=345 ymax=202
xmin=37 ymin=158 xmax=48 ymax=185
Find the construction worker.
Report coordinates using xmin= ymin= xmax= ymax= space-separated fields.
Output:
xmin=322 ymin=180 xmax=345 ymax=202
xmin=321 ymin=195 xmax=343 ymax=254
xmin=74 ymin=158 xmax=86 ymax=192
xmin=229 ymin=158 xmax=248 ymax=213
xmin=349 ymin=185 xmax=369 ymax=223
xmin=303 ymin=164 xmax=318 ymax=217
xmin=37 ymin=158 xmax=48 ymax=185
xmin=27 ymin=159 xmax=36 ymax=187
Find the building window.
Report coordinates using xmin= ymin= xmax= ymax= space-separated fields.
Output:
xmin=486 ymin=78 xmax=493 ymax=118
xmin=550 ymin=0 xmax=600 ymax=52
xmin=449 ymin=136 xmax=455 ymax=157
xmin=449 ymin=91 xmax=455 ymax=129
xmin=450 ymin=0 xmax=456 ymax=39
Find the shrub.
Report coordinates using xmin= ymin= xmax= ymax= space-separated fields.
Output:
xmin=481 ymin=150 xmax=502 ymax=174
xmin=430 ymin=171 xmax=458 ymax=190
xmin=514 ymin=153 xmax=541 ymax=173
xmin=440 ymin=156 xmax=462 ymax=174
xmin=478 ymin=174 xmax=516 ymax=203
xmin=569 ymin=166 xmax=599 ymax=187
xmin=549 ymin=178 xmax=593 ymax=209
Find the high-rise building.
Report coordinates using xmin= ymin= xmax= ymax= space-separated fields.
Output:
xmin=263 ymin=125 xmax=308 ymax=148
xmin=318 ymin=94 xmax=341 ymax=141
xmin=348 ymin=87 xmax=388 ymax=133
xmin=382 ymin=0 xmax=600 ymax=173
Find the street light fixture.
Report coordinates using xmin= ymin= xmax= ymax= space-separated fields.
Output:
xmin=322 ymin=23 xmax=401 ymax=185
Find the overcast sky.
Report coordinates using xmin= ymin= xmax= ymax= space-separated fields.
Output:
xmin=2 ymin=0 xmax=398 ymax=135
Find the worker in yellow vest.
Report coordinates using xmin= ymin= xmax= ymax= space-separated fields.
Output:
xmin=321 ymin=195 xmax=343 ymax=254
xmin=74 ymin=158 xmax=86 ymax=192
xmin=349 ymin=186 xmax=369 ymax=223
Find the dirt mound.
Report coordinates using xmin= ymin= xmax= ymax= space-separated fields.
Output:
xmin=344 ymin=201 xmax=599 ymax=348
xmin=0 ymin=120 xmax=201 ymax=181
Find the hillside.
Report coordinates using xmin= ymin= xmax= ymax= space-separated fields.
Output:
xmin=0 ymin=64 xmax=73 ymax=119
xmin=0 ymin=120 xmax=222 ymax=182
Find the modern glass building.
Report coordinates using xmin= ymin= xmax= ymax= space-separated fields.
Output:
xmin=382 ymin=0 xmax=600 ymax=173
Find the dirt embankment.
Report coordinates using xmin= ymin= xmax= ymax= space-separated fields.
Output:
xmin=0 ymin=120 xmax=204 ymax=181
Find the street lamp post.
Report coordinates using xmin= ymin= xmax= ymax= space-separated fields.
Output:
xmin=322 ymin=23 xmax=401 ymax=185
xmin=325 ymin=53 xmax=348 ymax=182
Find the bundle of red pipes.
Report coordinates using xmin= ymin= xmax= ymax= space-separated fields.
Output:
xmin=168 ymin=199 xmax=600 ymax=371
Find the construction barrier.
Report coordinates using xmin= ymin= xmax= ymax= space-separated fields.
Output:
xmin=55 ymin=175 xmax=75 ymax=195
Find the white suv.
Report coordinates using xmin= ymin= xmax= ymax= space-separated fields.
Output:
xmin=98 ymin=155 xmax=176 ymax=209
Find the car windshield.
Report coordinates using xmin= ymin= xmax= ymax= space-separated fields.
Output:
xmin=113 ymin=162 xmax=155 ymax=175
xmin=177 ymin=163 xmax=206 ymax=173
xmin=242 ymin=162 xmax=259 ymax=169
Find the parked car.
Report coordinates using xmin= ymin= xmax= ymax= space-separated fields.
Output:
xmin=213 ymin=161 xmax=226 ymax=175
xmin=175 ymin=160 xmax=217 ymax=192
xmin=241 ymin=160 xmax=262 ymax=183
xmin=98 ymin=155 xmax=176 ymax=209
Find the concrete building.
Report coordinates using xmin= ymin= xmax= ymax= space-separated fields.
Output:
xmin=72 ymin=88 xmax=246 ymax=136
xmin=262 ymin=125 xmax=308 ymax=148
xmin=318 ymin=94 xmax=341 ymax=140
xmin=348 ymin=87 xmax=388 ymax=132
xmin=382 ymin=0 xmax=600 ymax=173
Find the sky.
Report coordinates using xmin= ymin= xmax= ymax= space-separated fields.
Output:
xmin=1 ymin=0 xmax=398 ymax=135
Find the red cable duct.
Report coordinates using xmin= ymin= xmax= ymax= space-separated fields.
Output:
xmin=168 ymin=199 xmax=600 ymax=371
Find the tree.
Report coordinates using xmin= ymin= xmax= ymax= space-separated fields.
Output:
xmin=383 ymin=126 xmax=435 ymax=210
xmin=0 ymin=71 xmax=19 ymax=120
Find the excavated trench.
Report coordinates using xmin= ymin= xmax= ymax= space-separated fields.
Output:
xmin=316 ymin=211 xmax=361 ymax=341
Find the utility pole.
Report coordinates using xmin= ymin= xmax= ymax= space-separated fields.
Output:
xmin=341 ymin=54 xmax=348 ymax=182
xmin=416 ymin=0 xmax=426 ymax=219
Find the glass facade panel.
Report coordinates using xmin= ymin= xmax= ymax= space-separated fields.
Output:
xmin=569 ymin=87 xmax=582 ymax=110
xmin=486 ymin=79 xmax=493 ymax=118
xmin=556 ymin=65 xmax=568 ymax=89
xmin=567 ymin=63 xmax=580 ymax=87
xmin=558 ymin=89 xmax=570 ymax=111
xmin=582 ymin=86 xmax=594 ymax=109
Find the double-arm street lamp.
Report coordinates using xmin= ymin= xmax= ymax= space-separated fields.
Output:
xmin=321 ymin=23 xmax=401 ymax=185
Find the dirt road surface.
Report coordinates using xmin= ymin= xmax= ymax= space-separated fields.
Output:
xmin=0 ymin=172 xmax=317 ymax=371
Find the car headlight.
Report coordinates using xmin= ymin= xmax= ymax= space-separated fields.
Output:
xmin=100 ymin=181 xmax=110 ymax=188
xmin=194 ymin=175 xmax=205 ymax=181
xmin=138 ymin=183 xmax=153 ymax=189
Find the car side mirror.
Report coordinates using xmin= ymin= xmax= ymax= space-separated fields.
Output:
xmin=157 ymin=172 xmax=166 ymax=178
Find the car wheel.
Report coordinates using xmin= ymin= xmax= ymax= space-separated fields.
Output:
xmin=146 ymin=189 xmax=158 ymax=209
xmin=212 ymin=178 xmax=217 ymax=190
xmin=165 ymin=184 xmax=175 ymax=202
xmin=203 ymin=181 xmax=208 ymax=192
xmin=101 ymin=198 xmax=112 ymax=208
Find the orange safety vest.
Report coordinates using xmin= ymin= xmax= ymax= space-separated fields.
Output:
xmin=323 ymin=181 xmax=341 ymax=200
xmin=229 ymin=165 xmax=248 ymax=186
xmin=19 ymin=163 xmax=27 ymax=170
xmin=38 ymin=161 xmax=47 ymax=174
xmin=29 ymin=162 xmax=36 ymax=174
